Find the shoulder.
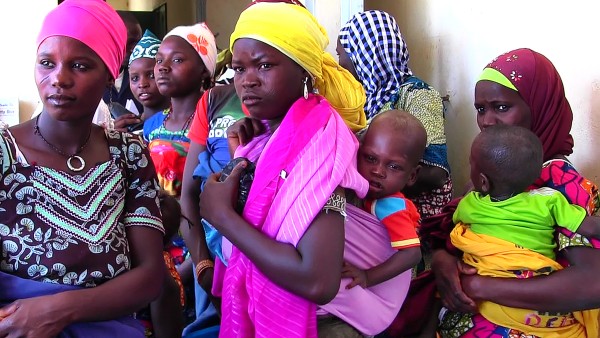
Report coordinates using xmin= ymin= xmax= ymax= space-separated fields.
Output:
xmin=371 ymin=192 xmax=414 ymax=219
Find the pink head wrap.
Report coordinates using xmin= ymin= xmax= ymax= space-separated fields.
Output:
xmin=164 ymin=23 xmax=217 ymax=76
xmin=36 ymin=0 xmax=127 ymax=80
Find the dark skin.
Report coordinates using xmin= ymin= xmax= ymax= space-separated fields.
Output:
xmin=155 ymin=36 xmax=209 ymax=133
xmin=114 ymin=57 xmax=170 ymax=132
xmin=199 ymin=38 xmax=345 ymax=304
xmin=344 ymin=111 xmax=425 ymax=288
xmin=0 ymin=36 xmax=164 ymax=338
xmin=335 ymin=38 xmax=448 ymax=196
xmin=434 ymin=79 xmax=600 ymax=314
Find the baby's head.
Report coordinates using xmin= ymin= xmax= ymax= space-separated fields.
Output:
xmin=470 ymin=124 xmax=542 ymax=199
xmin=358 ymin=109 xmax=426 ymax=200
xmin=158 ymin=190 xmax=181 ymax=247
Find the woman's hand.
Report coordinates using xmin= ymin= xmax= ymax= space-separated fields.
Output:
xmin=342 ymin=261 xmax=367 ymax=289
xmin=0 ymin=295 xmax=69 ymax=338
xmin=431 ymin=249 xmax=478 ymax=313
xmin=226 ymin=117 xmax=266 ymax=156
xmin=199 ymin=160 xmax=247 ymax=230
xmin=113 ymin=113 xmax=142 ymax=132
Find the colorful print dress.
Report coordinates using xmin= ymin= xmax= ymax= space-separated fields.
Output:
xmin=0 ymin=129 xmax=163 ymax=287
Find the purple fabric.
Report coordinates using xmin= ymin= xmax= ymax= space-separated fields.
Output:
xmin=0 ymin=271 xmax=144 ymax=338
xmin=319 ymin=204 xmax=411 ymax=335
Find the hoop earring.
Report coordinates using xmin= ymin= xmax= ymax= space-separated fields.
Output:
xmin=303 ymin=77 xmax=309 ymax=100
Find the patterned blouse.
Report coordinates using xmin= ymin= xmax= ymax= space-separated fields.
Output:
xmin=0 ymin=130 xmax=164 ymax=287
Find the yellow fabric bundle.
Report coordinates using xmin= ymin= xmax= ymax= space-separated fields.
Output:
xmin=230 ymin=2 xmax=366 ymax=132
xmin=451 ymin=222 xmax=599 ymax=338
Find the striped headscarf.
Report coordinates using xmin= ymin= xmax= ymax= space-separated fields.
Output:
xmin=339 ymin=10 xmax=412 ymax=119
xmin=230 ymin=2 xmax=367 ymax=132
xmin=480 ymin=48 xmax=574 ymax=160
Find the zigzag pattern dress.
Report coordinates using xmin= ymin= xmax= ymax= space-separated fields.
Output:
xmin=0 ymin=129 xmax=163 ymax=287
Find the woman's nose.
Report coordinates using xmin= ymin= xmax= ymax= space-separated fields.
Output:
xmin=51 ymin=65 xmax=73 ymax=88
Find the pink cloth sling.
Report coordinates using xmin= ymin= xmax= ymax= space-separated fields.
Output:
xmin=214 ymin=94 xmax=368 ymax=338
xmin=319 ymin=204 xmax=412 ymax=335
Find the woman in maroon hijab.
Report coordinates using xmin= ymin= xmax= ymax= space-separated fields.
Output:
xmin=423 ymin=48 xmax=600 ymax=337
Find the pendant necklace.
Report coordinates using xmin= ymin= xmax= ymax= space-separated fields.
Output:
xmin=34 ymin=115 xmax=92 ymax=172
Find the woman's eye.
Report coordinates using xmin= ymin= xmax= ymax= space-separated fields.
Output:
xmin=40 ymin=60 xmax=54 ymax=68
xmin=73 ymin=63 xmax=88 ymax=71
xmin=496 ymin=104 xmax=508 ymax=112
xmin=475 ymin=106 xmax=485 ymax=114
xmin=232 ymin=66 xmax=244 ymax=73
xmin=156 ymin=59 xmax=163 ymax=64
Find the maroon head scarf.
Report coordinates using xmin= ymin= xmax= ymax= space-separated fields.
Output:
xmin=484 ymin=48 xmax=574 ymax=160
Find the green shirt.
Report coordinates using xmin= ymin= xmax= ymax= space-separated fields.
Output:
xmin=453 ymin=188 xmax=586 ymax=259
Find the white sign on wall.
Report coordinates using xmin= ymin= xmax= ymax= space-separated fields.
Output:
xmin=0 ymin=97 xmax=19 ymax=127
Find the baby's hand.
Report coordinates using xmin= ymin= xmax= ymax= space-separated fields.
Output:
xmin=342 ymin=261 xmax=368 ymax=289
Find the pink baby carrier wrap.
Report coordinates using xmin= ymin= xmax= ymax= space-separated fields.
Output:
xmin=212 ymin=94 xmax=368 ymax=337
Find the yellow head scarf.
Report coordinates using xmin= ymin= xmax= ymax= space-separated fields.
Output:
xmin=230 ymin=2 xmax=366 ymax=132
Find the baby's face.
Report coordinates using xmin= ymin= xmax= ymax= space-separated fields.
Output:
xmin=357 ymin=127 xmax=417 ymax=200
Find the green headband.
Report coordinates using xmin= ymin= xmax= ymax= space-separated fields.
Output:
xmin=478 ymin=67 xmax=518 ymax=91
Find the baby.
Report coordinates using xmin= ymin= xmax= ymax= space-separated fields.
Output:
xmin=451 ymin=124 xmax=600 ymax=336
xmin=343 ymin=109 xmax=425 ymax=288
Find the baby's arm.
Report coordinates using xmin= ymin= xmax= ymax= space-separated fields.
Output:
xmin=343 ymin=247 xmax=421 ymax=289
xmin=575 ymin=216 xmax=600 ymax=239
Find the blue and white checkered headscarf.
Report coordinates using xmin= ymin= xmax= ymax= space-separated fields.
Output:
xmin=339 ymin=10 xmax=412 ymax=119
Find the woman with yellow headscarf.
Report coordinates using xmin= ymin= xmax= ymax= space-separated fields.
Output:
xmin=198 ymin=3 xmax=369 ymax=337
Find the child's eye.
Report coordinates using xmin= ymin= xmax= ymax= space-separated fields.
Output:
xmin=365 ymin=155 xmax=377 ymax=163
xmin=389 ymin=163 xmax=402 ymax=171
xmin=156 ymin=59 xmax=163 ymax=64
xmin=259 ymin=63 xmax=272 ymax=70
xmin=130 ymin=75 xmax=139 ymax=82
xmin=149 ymin=72 xmax=155 ymax=79
xmin=173 ymin=58 xmax=183 ymax=63
xmin=232 ymin=66 xmax=245 ymax=73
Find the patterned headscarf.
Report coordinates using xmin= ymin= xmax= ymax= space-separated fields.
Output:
xmin=339 ymin=10 xmax=412 ymax=119
xmin=37 ymin=0 xmax=126 ymax=80
xmin=230 ymin=2 xmax=367 ymax=132
xmin=129 ymin=29 xmax=161 ymax=65
xmin=480 ymin=48 xmax=574 ymax=160
xmin=164 ymin=23 xmax=217 ymax=76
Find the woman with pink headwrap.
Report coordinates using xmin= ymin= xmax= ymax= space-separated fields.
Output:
xmin=0 ymin=1 xmax=165 ymax=337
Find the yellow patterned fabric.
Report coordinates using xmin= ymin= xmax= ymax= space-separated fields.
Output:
xmin=230 ymin=2 xmax=366 ymax=132
xmin=450 ymin=223 xmax=599 ymax=338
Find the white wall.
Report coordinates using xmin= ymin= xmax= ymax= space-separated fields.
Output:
xmin=0 ymin=1 xmax=56 ymax=123
xmin=366 ymin=0 xmax=600 ymax=193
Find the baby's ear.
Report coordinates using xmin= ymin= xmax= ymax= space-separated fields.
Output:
xmin=479 ymin=173 xmax=491 ymax=195
xmin=406 ymin=164 xmax=420 ymax=187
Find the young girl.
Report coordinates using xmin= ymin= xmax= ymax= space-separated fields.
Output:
xmin=143 ymin=23 xmax=216 ymax=197
xmin=0 ymin=0 xmax=164 ymax=336
xmin=115 ymin=30 xmax=170 ymax=133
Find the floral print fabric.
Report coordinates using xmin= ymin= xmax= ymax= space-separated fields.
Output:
xmin=0 ymin=130 xmax=163 ymax=287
